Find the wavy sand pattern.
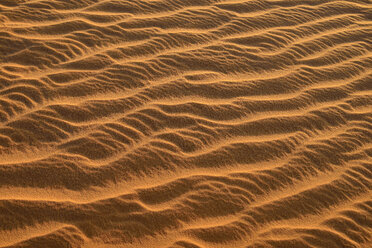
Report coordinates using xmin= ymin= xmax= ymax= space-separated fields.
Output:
xmin=0 ymin=0 xmax=371 ymax=247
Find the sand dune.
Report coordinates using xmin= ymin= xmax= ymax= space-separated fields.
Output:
xmin=0 ymin=0 xmax=371 ymax=247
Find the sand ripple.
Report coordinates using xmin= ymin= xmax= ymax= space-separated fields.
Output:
xmin=0 ymin=0 xmax=371 ymax=247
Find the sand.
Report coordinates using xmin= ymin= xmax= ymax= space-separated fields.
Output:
xmin=0 ymin=0 xmax=371 ymax=247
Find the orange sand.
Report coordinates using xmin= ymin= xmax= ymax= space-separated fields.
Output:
xmin=0 ymin=0 xmax=371 ymax=247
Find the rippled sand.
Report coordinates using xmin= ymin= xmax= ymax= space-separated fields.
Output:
xmin=0 ymin=0 xmax=371 ymax=247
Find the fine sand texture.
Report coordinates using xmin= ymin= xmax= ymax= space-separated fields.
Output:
xmin=0 ymin=0 xmax=372 ymax=247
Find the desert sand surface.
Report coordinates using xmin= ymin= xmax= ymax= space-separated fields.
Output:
xmin=0 ymin=0 xmax=371 ymax=247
